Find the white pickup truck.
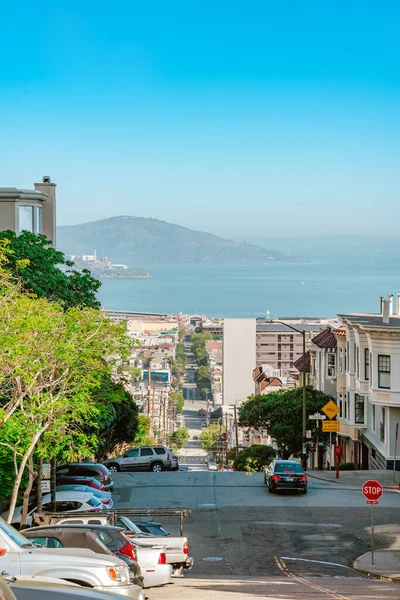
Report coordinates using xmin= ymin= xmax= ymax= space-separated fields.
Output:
xmin=0 ymin=517 xmax=143 ymax=599
xmin=56 ymin=514 xmax=193 ymax=575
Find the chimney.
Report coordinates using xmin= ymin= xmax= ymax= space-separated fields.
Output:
xmin=382 ymin=295 xmax=392 ymax=324
xmin=34 ymin=176 xmax=56 ymax=247
xmin=396 ymin=295 xmax=400 ymax=316
xmin=389 ymin=294 xmax=394 ymax=315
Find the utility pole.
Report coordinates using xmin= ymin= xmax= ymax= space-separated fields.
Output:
xmin=147 ymin=358 xmax=152 ymax=416
xmin=225 ymin=412 xmax=229 ymax=465
xmin=234 ymin=404 xmax=239 ymax=458
xmin=302 ymin=330 xmax=307 ymax=470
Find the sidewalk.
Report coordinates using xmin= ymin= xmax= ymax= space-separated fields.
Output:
xmin=308 ymin=469 xmax=400 ymax=490
xmin=354 ymin=550 xmax=400 ymax=582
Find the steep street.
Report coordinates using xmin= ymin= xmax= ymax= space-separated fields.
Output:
xmin=113 ymin=399 xmax=400 ymax=599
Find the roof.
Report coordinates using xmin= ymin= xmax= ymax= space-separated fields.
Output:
xmin=333 ymin=325 xmax=345 ymax=336
xmin=293 ymin=351 xmax=310 ymax=373
xmin=338 ymin=313 xmax=400 ymax=330
xmin=259 ymin=377 xmax=283 ymax=391
xmin=311 ymin=327 xmax=337 ymax=349
xmin=253 ymin=366 xmax=264 ymax=382
xmin=256 ymin=324 xmax=321 ymax=333
xmin=0 ymin=188 xmax=48 ymax=202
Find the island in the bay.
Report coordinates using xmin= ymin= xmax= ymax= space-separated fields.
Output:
xmin=66 ymin=252 xmax=151 ymax=279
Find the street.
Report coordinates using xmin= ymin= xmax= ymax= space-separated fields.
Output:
xmin=112 ymin=402 xmax=400 ymax=599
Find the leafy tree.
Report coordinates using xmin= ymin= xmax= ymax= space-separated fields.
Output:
xmin=191 ymin=332 xmax=213 ymax=365
xmin=239 ymin=387 xmax=333 ymax=459
xmin=168 ymin=427 xmax=189 ymax=451
xmin=133 ymin=415 xmax=155 ymax=447
xmin=175 ymin=342 xmax=186 ymax=361
xmin=0 ymin=230 xmax=101 ymax=309
xmin=200 ymin=423 xmax=224 ymax=454
xmin=233 ymin=445 xmax=275 ymax=472
xmin=194 ymin=365 xmax=210 ymax=394
xmin=170 ymin=391 xmax=185 ymax=414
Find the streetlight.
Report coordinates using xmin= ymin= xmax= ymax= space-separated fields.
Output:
xmin=266 ymin=320 xmax=307 ymax=469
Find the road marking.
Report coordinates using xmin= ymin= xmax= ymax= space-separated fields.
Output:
xmin=274 ymin=556 xmax=352 ymax=600
xmin=281 ymin=557 xmax=352 ymax=570
xmin=203 ymin=556 xmax=223 ymax=561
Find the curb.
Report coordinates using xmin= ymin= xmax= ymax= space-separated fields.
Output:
xmin=307 ymin=472 xmax=400 ymax=491
xmin=352 ymin=559 xmax=400 ymax=584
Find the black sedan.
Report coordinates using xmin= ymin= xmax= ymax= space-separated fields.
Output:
xmin=264 ymin=460 xmax=307 ymax=494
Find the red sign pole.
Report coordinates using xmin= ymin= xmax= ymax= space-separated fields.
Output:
xmin=334 ymin=445 xmax=342 ymax=479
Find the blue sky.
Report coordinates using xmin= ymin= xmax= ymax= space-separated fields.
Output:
xmin=1 ymin=1 xmax=399 ymax=238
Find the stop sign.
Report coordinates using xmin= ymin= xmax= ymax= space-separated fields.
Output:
xmin=362 ymin=480 xmax=383 ymax=504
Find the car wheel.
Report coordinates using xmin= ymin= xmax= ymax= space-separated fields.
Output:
xmin=151 ymin=462 xmax=164 ymax=472
xmin=268 ymin=484 xmax=274 ymax=494
xmin=302 ymin=488 xmax=308 ymax=495
xmin=107 ymin=463 xmax=120 ymax=473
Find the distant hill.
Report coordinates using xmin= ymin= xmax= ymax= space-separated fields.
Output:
xmin=57 ymin=216 xmax=300 ymax=265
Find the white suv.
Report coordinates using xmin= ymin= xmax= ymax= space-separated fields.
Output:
xmin=105 ymin=447 xmax=172 ymax=473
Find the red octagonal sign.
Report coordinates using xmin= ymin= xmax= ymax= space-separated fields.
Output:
xmin=362 ymin=480 xmax=383 ymax=504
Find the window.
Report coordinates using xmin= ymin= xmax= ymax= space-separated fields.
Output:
xmin=87 ymin=497 xmax=102 ymax=508
xmin=356 ymin=346 xmax=359 ymax=378
xmin=154 ymin=447 xmax=166 ymax=455
xmin=126 ymin=449 xmax=139 ymax=458
xmin=18 ymin=206 xmax=34 ymax=232
xmin=345 ymin=393 xmax=349 ymax=419
xmin=36 ymin=206 xmax=42 ymax=233
xmin=378 ymin=355 xmax=390 ymax=389
xmin=370 ymin=353 xmax=372 ymax=382
xmin=372 ymin=403 xmax=375 ymax=431
xmin=339 ymin=395 xmax=343 ymax=417
xmin=98 ymin=530 xmax=113 ymax=544
xmin=380 ymin=407 xmax=386 ymax=443
xmin=365 ymin=349 xmax=369 ymax=381
xmin=140 ymin=447 xmax=154 ymax=456
xmin=327 ymin=354 xmax=336 ymax=377
xmin=56 ymin=501 xmax=81 ymax=511
xmin=355 ymin=394 xmax=365 ymax=424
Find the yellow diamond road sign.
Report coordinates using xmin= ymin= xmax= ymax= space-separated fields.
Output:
xmin=322 ymin=400 xmax=340 ymax=419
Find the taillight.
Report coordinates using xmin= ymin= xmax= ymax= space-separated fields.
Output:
xmin=101 ymin=470 xmax=107 ymax=482
xmin=118 ymin=534 xmax=137 ymax=561
xmin=101 ymin=499 xmax=110 ymax=504
xmin=299 ymin=475 xmax=307 ymax=482
xmin=167 ymin=454 xmax=170 ymax=460
xmin=272 ymin=475 xmax=281 ymax=481
xmin=183 ymin=541 xmax=189 ymax=555
xmin=158 ymin=552 xmax=167 ymax=564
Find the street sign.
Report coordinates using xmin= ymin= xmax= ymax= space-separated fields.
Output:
xmin=362 ymin=480 xmax=383 ymax=503
xmin=309 ymin=412 xmax=326 ymax=420
xmin=41 ymin=480 xmax=51 ymax=493
xmin=334 ymin=445 xmax=343 ymax=457
xmin=322 ymin=420 xmax=339 ymax=433
xmin=306 ymin=430 xmax=312 ymax=439
xmin=322 ymin=400 xmax=340 ymax=419
xmin=42 ymin=463 xmax=51 ymax=479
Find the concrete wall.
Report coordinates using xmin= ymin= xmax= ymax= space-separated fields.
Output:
xmin=223 ymin=318 xmax=256 ymax=406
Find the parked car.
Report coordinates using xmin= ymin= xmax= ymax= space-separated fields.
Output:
xmin=207 ymin=460 xmax=218 ymax=471
xmin=55 ymin=476 xmax=105 ymax=491
xmin=264 ymin=460 xmax=307 ymax=494
xmin=6 ymin=575 xmax=145 ymax=600
xmin=24 ymin=526 xmax=143 ymax=588
xmin=132 ymin=521 xmax=170 ymax=537
xmin=204 ymin=455 xmax=213 ymax=465
xmin=56 ymin=485 xmax=113 ymax=509
xmin=56 ymin=463 xmax=113 ymax=492
xmin=220 ymin=465 xmax=235 ymax=472
xmin=104 ymin=446 xmax=172 ymax=473
xmin=1 ymin=491 xmax=105 ymax=527
xmin=53 ymin=515 xmax=192 ymax=575
xmin=0 ymin=517 xmax=141 ymax=598
xmin=166 ymin=449 xmax=179 ymax=471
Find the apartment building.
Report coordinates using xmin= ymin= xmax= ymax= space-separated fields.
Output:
xmin=256 ymin=323 xmax=322 ymax=376
xmin=338 ymin=295 xmax=400 ymax=471
xmin=222 ymin=318 xmax=256 ymax=406
xmin=0 ymin=176 xmax=57 ymax=244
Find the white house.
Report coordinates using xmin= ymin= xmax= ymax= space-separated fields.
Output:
xmin=338 ymin=295 xmax=400 ymax=471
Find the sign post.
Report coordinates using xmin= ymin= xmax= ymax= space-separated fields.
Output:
xmin=362 ymin=480 xmax=383 ymax=566
xmin=393 ymin=422 xmax=399 ymax=483
xmin=309 ymin=413 xmax=326 ymax=470
xmin=334 ymin=445 xmax=342 ymax=479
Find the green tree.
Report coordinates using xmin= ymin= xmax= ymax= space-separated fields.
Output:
xmin=175 ymin=342 xmax=186 ymax=361
xmin=191 ymin=332 xmax=212 ymax=365
xmin=194 ymin=365 xmax=210 ymax=394
xmin=0 ymin=230 xmax=101 ymax=309
xmin=239 ymin=387 xmax=333 ymax=459
xmin=233 ymin=445 xmax=275 ymax=472
xmin=200 ymin=423 xmax=223 ymax=454
xmin=168 ymin=427 xmax=189 ymax=451
xmin=133 ymin=415 xmax=155 ymax=448
xmin=170 ymin=391 xmax=185 ymax=414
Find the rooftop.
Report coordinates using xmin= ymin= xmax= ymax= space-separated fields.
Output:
xmin=257 ymin=324 xmax=322 ymax=333
xmin=311 ymin=327 xmax=337 ymax=349
xmin=338 ymin=313 xmax=400 ymax=330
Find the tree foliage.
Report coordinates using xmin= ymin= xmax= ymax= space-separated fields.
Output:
xmin=191 ymin=332 xmax=213 ymax=365
xmin=194 ymin=365 xmax=210 ymax=394
xmin=170 ymin=392 xmax=185 ymax=414
xmin=233 ymin=445 xmax=275 ymax=472
xmin=133 ymin=415 xmax=155 ymax=448
xmin=0 ymin=230 xmax=101 ymax=309
xmin=238 ymin=387 xmax=333 ymax=459
xmin=168 ymin=427 xmax=189 ymax=451
xmin=200 ymin=423 xmax=224 ymax=454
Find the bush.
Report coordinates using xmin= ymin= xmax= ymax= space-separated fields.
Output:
xmin=233 ymin=445 xmax=275 ymax=472
xmin=338 ymin=462 xmax=355 ymax=471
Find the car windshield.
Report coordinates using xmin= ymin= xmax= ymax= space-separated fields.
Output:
xmin=0 ymin=517 xmax=33 ymax=547
xmin=274 ymin=462 xmax=303 ymax=474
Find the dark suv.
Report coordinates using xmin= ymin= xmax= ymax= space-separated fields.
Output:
xmin=264 ymin=460 xmax=307 ymax=494
xmin=56 ymin=463 xmax=114 ymax=492
xmin=104 ymin=446 xmax=172 ymax=473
